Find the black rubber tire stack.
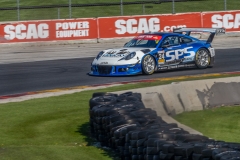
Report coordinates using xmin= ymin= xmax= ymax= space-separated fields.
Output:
xmin=89 ymin=92 xmax=240 ymax=160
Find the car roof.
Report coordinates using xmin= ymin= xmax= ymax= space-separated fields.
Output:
xmin=140 ymin=32 xmax=181 ymax=36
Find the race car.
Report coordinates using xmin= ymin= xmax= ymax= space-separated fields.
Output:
xmin=89 ymin=28 xmax=225 ymax=76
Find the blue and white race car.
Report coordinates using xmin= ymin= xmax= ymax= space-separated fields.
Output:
xmin=89 ymin=28 xmax=225 ymax=76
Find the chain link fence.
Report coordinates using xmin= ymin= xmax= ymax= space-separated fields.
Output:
xmin=0 ymin=0 xmax=238 ymax=22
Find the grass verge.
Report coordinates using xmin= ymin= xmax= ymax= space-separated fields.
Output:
xmin=174 ymin=106 xmax=240 ymax=143
xmin=0 ymin=73 xmax=240 ymax=159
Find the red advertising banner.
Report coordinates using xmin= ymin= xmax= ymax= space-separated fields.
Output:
xmin=0 ymin=18 xmax=98 ymax=43
xmin=1 ymin=10 xmax=240 ymax=44
xmin=202 ymin=10 xmax=240 ymax=32
xmin=98 ymin=12 xmax=202 ymax=38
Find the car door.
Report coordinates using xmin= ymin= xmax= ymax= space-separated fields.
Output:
xmin=179 ymin=36 xmax=195 ymax=63
xmin=156 ymin=35 xmax=183 ymax=70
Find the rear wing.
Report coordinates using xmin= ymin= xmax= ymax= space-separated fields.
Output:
xmin=173 ymin=27 xmax=225 ymax=43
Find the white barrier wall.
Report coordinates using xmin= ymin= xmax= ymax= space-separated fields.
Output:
xmin=115 ymin=76 xmax=240 ymax=134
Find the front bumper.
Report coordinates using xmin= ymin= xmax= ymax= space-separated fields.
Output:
xmin=89 ymin=64 xmax=142 ymax=76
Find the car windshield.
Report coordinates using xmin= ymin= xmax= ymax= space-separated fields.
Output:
xmin=124 ymin=35 xmax=162 ymax=48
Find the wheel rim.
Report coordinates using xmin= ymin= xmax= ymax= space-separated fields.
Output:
xmin=197 ymin=50 xmax=209 ymax=67
xmin=143 ymin=55 xmax=155 ymax=73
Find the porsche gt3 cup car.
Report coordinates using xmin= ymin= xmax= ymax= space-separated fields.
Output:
xmin=89 ymin=28 xmax=225 ymax=76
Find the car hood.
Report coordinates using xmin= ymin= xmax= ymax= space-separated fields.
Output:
xmin=93 ymin=47 xmax=155 ymax=65
xmin=101 ymin=47 xmax=154 ymax=58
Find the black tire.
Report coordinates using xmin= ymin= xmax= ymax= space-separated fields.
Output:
xmin=89 ymin=95 xmax=117 ymax=108
xmin=117 ymin=95 xmax=140 ymax=102
xmin=195 ymin=48 xmax=211 ymax=69
xmin=142 ymin=55 xmax=156 ymax=75
xmin=92 ymin=92 xmax=118 ymax=98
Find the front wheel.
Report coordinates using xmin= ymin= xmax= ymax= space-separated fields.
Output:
xmin=142 ymin=55 xmax=156 ymax=75
xmin=195 ymin=48 xmax=211 ymax=69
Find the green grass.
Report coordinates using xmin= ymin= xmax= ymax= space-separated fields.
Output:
xmin=174 ymin=106 xmax=240 ymax=143
xmin=0 ymin=92 xmax=114 ymax=160
xmin=0 ymin=73 xmax=240 ymax=159
xmin=0 ymin=0 xmax=240 ymax=21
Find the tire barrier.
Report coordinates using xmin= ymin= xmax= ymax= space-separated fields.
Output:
xmin=89 ymin=92 xmax=240 ymax=160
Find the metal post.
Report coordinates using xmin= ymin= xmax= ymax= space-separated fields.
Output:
xmin=172 ymin=0 xmax=175 ymax=14
xmin=17 ymin=0 xmax=20 ymax=21
xmin=69 ymin=0 xmax=72 ymax=18
xmin=58 ymin=8 xmax=60 ymax=19
xmin=142 ymin=4 xmax=145 ymax=15
xmin=120 ymin=0 xmax=123 ymax=16
xmin=224 ymin=0 xmax=227 ymax=11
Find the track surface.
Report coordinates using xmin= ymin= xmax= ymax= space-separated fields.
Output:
xmin=1 ymin=48 xmax=240 ymax=96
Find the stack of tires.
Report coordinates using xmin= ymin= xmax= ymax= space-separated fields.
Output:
xmin=89 ymin=92 xmax=240 ymax=160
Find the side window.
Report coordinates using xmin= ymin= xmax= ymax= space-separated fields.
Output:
xmin=161 ymin=36 xmax=179 ymax=47
xmin=180 ymin=37 xmax=192 ymax=44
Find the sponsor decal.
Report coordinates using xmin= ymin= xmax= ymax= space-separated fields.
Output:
xmin=156 ymin=51 xmax=165 ymax=64
xmin=107 ymin=50 xmax=117 ymax=54
xmin=169 ymin=65 xmax=178 ymax=69
xmin=158 ymin=63 xmax=195 ymax=70
xmin=102 ymin=54 xmax=126 ymax=57
xmin=158 ymin=66 xmax=168 ymax=70
xmin=212 ymin=13 xmax=240 ymax=29
xmin=134 ymin=35 xmax=162 ymax=40
xmin=209 ymin=48 xmax=215 ymax=57
xmin=4 ymin=23 xmax=49 ymax=40
xmin=165 ymin=47 xmax=195 ymax=62
xmin=158 ymin=59 xmax=165 ymax=63
xmin=100 ymin=62 xmax=108 ymax=64
xmin=183 ymin=57 xmax=194 ymax=61
xmin=103 ymin=51 xmax=128 ymax=57
xmin=115 ymin=18 xmax=160 ymax=34
xmin=56 ymin=21 xmax=89 ymax=38
xmin=164 ymin=59 xmax=184 ymax=65
xmin=185 ymin=64 xmax=196 ymax=67
xmin=104 ymin=49 xmax=129 ymax=57
xmin=177 ymin=64 xmax=185 ymax=68
xmin=117 ymin=49 xmax=130 ymax=54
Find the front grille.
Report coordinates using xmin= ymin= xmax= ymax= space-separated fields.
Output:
xmin=97 ymin=65 xmax=112 ymax=74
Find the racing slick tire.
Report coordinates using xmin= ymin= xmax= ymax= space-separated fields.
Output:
xmin=195 ymin=48 xmax=211 ymax=69
xmin=142 ymin=55 xmax=156 ymax=75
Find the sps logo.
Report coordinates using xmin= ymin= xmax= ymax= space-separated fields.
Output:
xmin=165 ymin=47 xmax=195 ymax=62
xmin=115 ymin=18 xmax=160 ymax=34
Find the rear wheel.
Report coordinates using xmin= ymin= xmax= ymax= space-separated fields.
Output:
xmin=195 ymin=48 xmax=210 ymax=69
xmin=142 ymin=55 xmax=156 ymax=75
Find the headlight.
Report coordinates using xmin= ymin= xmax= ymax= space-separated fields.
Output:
xmin=96 ymin=51 xmax=104 ymax=60
xmin=118 ymin=52 xmax=136 ymax=61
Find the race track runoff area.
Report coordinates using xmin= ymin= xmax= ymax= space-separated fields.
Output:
xmin=89 ymin=76 xmax=240 ymax=159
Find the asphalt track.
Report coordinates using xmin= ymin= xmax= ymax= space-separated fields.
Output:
xmin=0 ymin=47 xmax=240 ymax=96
